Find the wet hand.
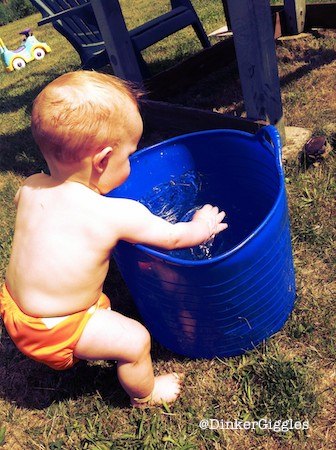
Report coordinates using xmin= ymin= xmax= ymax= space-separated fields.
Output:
xmin=192 ymin=204 xmax=228 ymax=241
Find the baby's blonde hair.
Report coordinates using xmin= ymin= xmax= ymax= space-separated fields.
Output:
xmin=31 ymin=71 xmax=141 ymax=163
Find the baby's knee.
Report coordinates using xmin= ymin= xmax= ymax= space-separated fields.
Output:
xmin=131 ymin=323 xmax=151 ymax=360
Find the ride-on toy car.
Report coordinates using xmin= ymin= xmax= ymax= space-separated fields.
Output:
xmin=0 ymin=29 xmax=51 ymax=72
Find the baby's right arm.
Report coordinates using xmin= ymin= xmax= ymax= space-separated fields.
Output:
xmin=113 ymin=200 xmax=228 ymax=250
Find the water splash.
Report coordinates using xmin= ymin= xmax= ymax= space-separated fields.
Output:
xmin=140 ymin=171 xmax=202 ymax=223
xmin=140 ymin=171 xmax=216 ymax=260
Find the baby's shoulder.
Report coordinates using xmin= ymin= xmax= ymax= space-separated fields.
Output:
xmin=14 ymin=173 xmax=49 ymax=206
xmin=23 ymin=173 xmax=49 ymax=187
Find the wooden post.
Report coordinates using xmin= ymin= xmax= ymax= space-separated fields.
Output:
xmin=90 ymin=0 xmax=143 ymax=83
xmin=284 ymin=0 xmax=306 ymax=35
xmin=226 ymin=0 xmax=285 ymax=142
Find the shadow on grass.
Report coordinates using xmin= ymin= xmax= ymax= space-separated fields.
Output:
xmin=279 ymin=47 xmax=336 ymax=88
xmin=0 ymin=128 xmax=47 ymax=177
xmin=0 ymin=336 xmax=126 ymax=410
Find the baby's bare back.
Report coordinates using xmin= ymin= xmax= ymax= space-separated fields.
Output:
xmin=6 ymin=174 xmax=118 ymax=317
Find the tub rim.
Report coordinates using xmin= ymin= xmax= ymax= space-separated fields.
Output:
xmin=115 ymin=126 xmax=285 ymax=266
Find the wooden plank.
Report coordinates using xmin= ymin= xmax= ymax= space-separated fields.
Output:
xmin=305 ymin=2 xmax=336 ymax=29
xmin=90 ymin=0 xmax=143 ymax=83
xmin=146 ymin=38 xmax=236 ymax=99
xmin=225 ymin=0 xmax=285 ymax=140
xmin=140 ymin=99 xmax=266 ymax=134
xmin=284 ymin=0 xmax=306 ymax=35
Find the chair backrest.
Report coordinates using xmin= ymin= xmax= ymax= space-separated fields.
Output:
xmin=30 ymin=0 xmax=106 ymax=66
xmin=30 ymin=0 xmax=210 ymax=77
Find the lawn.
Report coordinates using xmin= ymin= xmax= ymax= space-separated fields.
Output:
xmin=0 ymin=1 xmax=335 ymax=449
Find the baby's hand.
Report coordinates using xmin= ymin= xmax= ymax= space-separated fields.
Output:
xmin=192 ymin=204 xmax=228 ymax=242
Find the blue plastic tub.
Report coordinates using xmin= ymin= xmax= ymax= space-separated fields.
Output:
xmin=106 ymin=125 xmax=296 ymax=358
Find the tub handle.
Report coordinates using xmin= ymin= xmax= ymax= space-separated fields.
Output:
xmin=256 ymin=125 xmax=282 ymax=166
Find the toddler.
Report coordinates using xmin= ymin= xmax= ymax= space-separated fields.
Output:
xmin=0 ymin=71 xmax=227 ymax=406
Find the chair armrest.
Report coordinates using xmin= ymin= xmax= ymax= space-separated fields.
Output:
xmin=38 ymin=3 xmax=91 ymax=26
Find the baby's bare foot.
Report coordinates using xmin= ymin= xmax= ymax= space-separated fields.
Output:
xmin=151 ymin=373 xmax=183 ymax=405
xmin=131 ymin=373 xmax=183 ymax=407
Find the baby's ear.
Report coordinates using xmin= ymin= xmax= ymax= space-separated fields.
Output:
xmin=93 ymin=147 xmax=113 ymax=173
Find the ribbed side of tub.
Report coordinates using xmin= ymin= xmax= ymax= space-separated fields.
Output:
xmin=113 ymin=196 xmax=296 ymax=358
xmin=109 ymin=128 xmax=296 ymax=358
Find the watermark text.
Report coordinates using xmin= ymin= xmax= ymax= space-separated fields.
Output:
xmin=199 ymin=418 xmax=309 ymax=433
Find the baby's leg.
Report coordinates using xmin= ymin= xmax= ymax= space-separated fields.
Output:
xmin=74 ymin=309 xmax=182 ymax=405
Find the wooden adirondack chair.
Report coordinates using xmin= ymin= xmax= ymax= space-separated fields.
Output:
xmin=30 ymin=0 xmax=210 ymax=77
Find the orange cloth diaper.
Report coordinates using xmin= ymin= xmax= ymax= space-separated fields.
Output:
xmin=0 ymin=284 xmax=110 ymax=370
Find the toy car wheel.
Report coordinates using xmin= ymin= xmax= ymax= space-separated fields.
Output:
xmin=33 ymin=48 xmax=45 ymax=60
xmin=12 ymin=58 xmax=26 ymax=70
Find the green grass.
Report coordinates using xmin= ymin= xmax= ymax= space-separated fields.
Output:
xmin=1 ymin=2 xmax=336 ymax=449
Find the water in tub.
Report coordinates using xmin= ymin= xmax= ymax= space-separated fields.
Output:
xmin=139 ymin=171 xmax=239 ymax=260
